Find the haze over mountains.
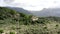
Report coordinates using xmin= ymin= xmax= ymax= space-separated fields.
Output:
xmin=7 ymin=7 xmax=60 ymax=17
xmin=32 ymin=8 xmax=60 ymax=17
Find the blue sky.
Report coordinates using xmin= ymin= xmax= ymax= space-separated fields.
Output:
xmin=0 ymin=0 xmax=60 ymax=11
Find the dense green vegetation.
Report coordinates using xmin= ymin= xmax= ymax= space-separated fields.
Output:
xmin=0 ymin=7 xmax=60 ymax=34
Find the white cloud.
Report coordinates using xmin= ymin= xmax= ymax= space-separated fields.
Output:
xmin=0 ymin=0 xmax=60 ymax=11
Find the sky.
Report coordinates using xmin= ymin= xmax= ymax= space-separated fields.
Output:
xmin=0 ymin=0 xmax=60 ymax=11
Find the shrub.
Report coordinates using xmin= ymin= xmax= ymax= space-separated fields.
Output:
xmin=56 ymin=24 xmax=59 ymax=27
xmin=11 ymin=26 xmax=16 ymax=30
xmin=44 ymin=26 xmax=47 ymax=29
xmin=58 ymin=31 xmax=60 ymax=34
xmin=20 ymin=13 xmax=26 ymax=17
xmin=10 ymin=31 xmax=15 ymax=34
xmin=9 ymin=10 xmax=17 ymax=15
xmin=0 ymin=29 xmax=4 ymax=33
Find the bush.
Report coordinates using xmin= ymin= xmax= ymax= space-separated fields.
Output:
xmin=44 ymin=26 xmax=47 ymax=29
xmin=58 ymin=31 xmax=60 ymax=34
xmin=0 ymin=29 xmax=4 ymax=33
xmin=56 ymin=24 xmax=59 ymax=27
xmin=9 ymin=10 xmax=17 ymax=15
xmin=10 ymin=31 xmax=15 ymax=34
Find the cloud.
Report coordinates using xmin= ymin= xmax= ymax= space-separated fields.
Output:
xmin=4 ymin=0 xmax=14 ymax=3
xmin=0 ymin=0 xmax=60 ymax=11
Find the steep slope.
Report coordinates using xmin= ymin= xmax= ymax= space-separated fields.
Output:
xmin=0 ymin=7 xmax=33 ymax=25
xmin=0 ymin=7 xmax=19 ymax=20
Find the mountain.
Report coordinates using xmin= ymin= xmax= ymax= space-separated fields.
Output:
xmin=5 ymin=7 xmax=60 ymax=17
xmin=31 ymin=8 xmax=60 ymax=17
xmin=7 ymin=7 xmax=32 ymax=14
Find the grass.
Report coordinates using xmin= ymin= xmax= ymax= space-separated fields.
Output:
xmin=0 ymin=21 xmax=60 ymax=34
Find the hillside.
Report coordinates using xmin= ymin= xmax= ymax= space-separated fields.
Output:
xmin=0 ymin=7 xmax=60 ymax=34
xmin=0 ymin=7 xmax=33 ymax=24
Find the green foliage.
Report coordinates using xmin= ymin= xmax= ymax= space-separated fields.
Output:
xmin=56 ymin=24 xmax=59 ymax=27
xmin=9 ymin=10 xmax=17 ymax=15
xmin=10 ymin=31 xmax=15 ymax=34
xmin=0 ymin=29 xmax=4 ymax=33
xmin=11 ymin=26 xmax=16 ymax=30
xmin=44 ymin=26 xmax=47 ymax=29
xmin=20 ymin=13 xmax=26 ymax=17
xmin=58 ymin=31 xmax=60 ymax=34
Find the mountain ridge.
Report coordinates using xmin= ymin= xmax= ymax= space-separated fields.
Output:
xmin=5 ymin=7 xmax=60 ymax=17
xmin=6 ymin=7 xmax=32 ymax=15
xmin=31 ymin=8 xmax=60 ymax=17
